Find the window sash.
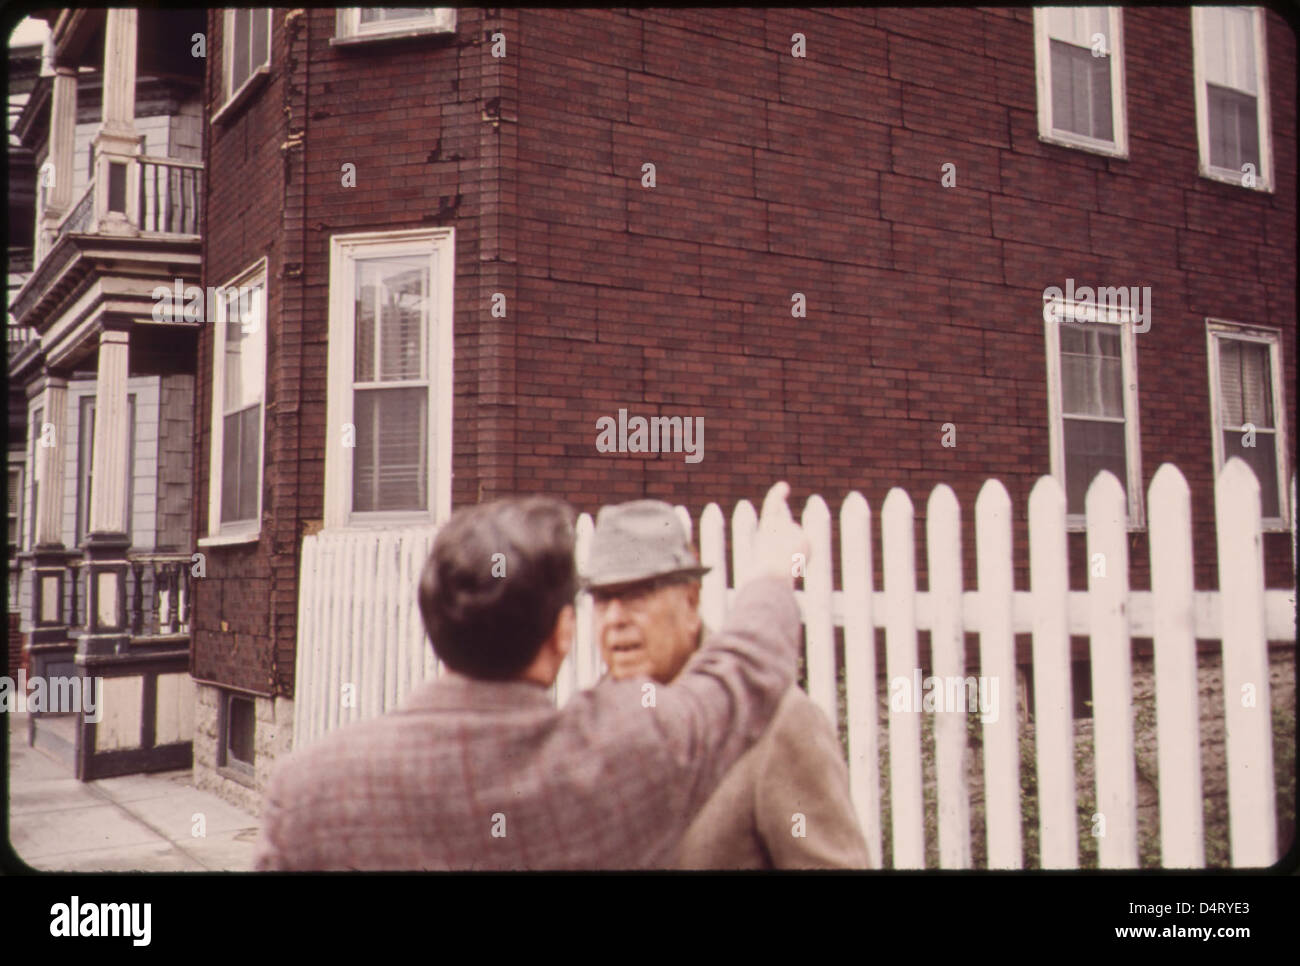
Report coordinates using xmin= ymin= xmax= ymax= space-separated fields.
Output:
xmin=1210 ymin=328 xmax=1286 ymax=524
xmin=225 ymin=9 xmax=271 ymax=101
xmin=210 ymin=263 xmax=267 ymax=535
xmin=1036 ymin=7 xmax=1125 ymax=153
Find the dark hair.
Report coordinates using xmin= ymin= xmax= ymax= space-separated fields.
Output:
xmin=417 ymin=496 xmax=577 ymax=680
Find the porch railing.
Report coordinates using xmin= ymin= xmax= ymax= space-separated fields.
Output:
xmin=137 ymin=157 xmax=202 ymax=235
xmin=128 ymin=552 xmax=192 ymax=637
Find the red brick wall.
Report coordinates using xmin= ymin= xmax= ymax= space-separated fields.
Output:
xmin=196 ymin=9 xmax=1296 ymax=699
xmin=508 ymin=7 xmax=1296 ymax=595
xmin=194 ymin=9 xmax=506 ymax=695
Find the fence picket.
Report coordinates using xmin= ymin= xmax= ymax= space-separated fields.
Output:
xmin=841 ymin=492 xmax=881 ymax=868
xmin=699 ymin=504 xmax=727 ymax=634
xmin=883 ymin=487 xmax=925 ymax=868
xmin=1215 ymin=458 xmax=1277 ymax=867
xmin=976 ymin=479 xmax=1021 ymax=869
xmin=731 ymin=500 xmax=758 ymax=589
xmin=1149 ymin=464 xmax=1204 ymax=867
xmin=803 ymin=496 xmax=837 ymax=726
xmin=927 ymin=484 xmax=970 ymax=869
xmin=1028 ymin=474 xmax=1077 ymax=868
xmin=1086 ymin=471 xmax=1138 ymax=868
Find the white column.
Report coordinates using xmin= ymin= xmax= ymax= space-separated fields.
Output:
xmin=88 ymin=330 xmax=131 ymax=536
xmin=100 ymin=9 xmax=138 ymax=136
xmin=93 ymin=9 xmax=141 ymax=235
xmin=38 ymin=67 xmax=78 ymax=259
xmin=33 ymin=375 xmax=68 ymax=546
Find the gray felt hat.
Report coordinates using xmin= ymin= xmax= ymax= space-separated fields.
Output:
xmin=582 ymin=500 xmax=711 ymax=590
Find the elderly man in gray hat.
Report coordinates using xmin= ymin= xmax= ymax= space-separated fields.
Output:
xmin=584 ymin=499 xmax=873 ymax=869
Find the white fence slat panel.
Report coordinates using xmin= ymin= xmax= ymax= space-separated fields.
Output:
xmin=731 ymin=500 xmax=758 ymax=590
xmin=674 ymin=505 xmax=693 ymax=545
xmin=926 ymin=484 xmax=970 ymax=869
xmin=1027 ymin=474 xmax=1077 ymax=868
xmin=699 ymin=504 xmax=727 ymax=632
xmin=574 ymin=512 xmax=600 ymax=694
xmin=347 ymin=535 xmax=370 ymax=725
xmin=293 ymin=534 xmax=320 ymax=750
xmin=1215 ymin=458 xmax=1277 ymax=867
xmin=323 ymin=535 xmax=344 ymax=737
xmin=841 ymin=492 xmax=881 ymax=868
xmin=405 ymin=531 xmax=430 ymax=685
xmin=358 ymin=536 xmax=381 ymax=721
xmin=976 ymin=478 xmax=1021 ymax=869
xmin=1086 ymin=471 xmax=1138 ymax=868
xmin=882 ymin=487 xmax=925 ymax=868
xmin=802 ymin=496 xmax=837 ymax=725
xmin=380 ymin=534 xmax=400 ymax=711
xmin=1149 ymin=464 xmax=1205 ymax=867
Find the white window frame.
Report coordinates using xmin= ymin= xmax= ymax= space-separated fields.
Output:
xmin=1205 ymin=320 xmax=1290 ymax=530
xmin=1191 ymin=6 xmax=1274 ymax=192
xmin=202 ymin=259 xmax=268 ymax=545
xmin=1033 ymin=7 xmax=1129 ymax=159
xmin=8 ymin=462 xmax=22 ymax=552
xmin=1044 ymin=298 xmax=1145 ymax=530
xmin=217 ymin=9 xmax=272 ymax=120
xmin=332 ymin=8 xmax=456 ymax=44
xmin=324 ymin=228 xmax=454 ymax=531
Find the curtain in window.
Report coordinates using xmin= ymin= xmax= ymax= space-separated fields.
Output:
xmin=361 ymin=8 xmax=441 ymax=24
xmin=1060 ymin=322 xmax=1126 ymax=514
xmin=352 ymin=257 xmax=429 ymax=513
xmin=1219 ymin=339 xmax=1278 ymax=517
xmin=221 ymin=287 xmax=264 ymax=524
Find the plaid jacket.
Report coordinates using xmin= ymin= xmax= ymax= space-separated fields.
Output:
xmin=254 ymin=576 xmax=800 ymax=870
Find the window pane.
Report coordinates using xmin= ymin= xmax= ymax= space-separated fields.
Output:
xmin=231 ymin=9 xmax=251 ymax=92
xmin=359 ymin=258 xmax=426 ymax=382
xmin=1051 ymin=40 xmax=1112 ymax=141
xmin=361 ymin=8 xmax=440 ymax=24
xmin=1064 ymin=419 xmax=1127 ymax=515
xmin=227 ymin=696 xmax=255 ymax=765
xmin=353 ymin=387 xmax=427 ymax=512
xmin=1060 ymin=323 xmax=1123 ymax=418
xmin=1208 ymin=84 xmax=1259 ymax=171
xmin=1223 ymin=430 xmax=1279 ymax=518
xmin=252 ymin=9 xmax=270 ymax=70
xmin=223 ymin=286 xmax=264 ymax=412
xmin=1202 ymin=7 xmax=1258 ymax=94
xmin=221 ymin=404 xmax=261 ymax=524
xmin=1219 ymin=339 xmax=1273 ymax=429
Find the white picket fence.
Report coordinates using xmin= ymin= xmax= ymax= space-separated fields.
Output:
xmin=293 ymin=459 xmax=1296 ymax=868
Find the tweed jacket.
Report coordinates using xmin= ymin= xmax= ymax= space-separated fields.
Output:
xmin=673 ymin=685 xmax=873 ymax=869
xmin=254 ymin=576 xmax=800 ymax=871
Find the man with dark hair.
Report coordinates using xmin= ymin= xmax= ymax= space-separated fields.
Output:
xmin=255 ymin=483 xmax=808 ymax=870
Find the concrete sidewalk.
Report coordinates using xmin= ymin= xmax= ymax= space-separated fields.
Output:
xmin=6 ymin=712 xmax=261 ymax=872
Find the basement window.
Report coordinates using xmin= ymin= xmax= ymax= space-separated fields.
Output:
xmin=333 ymin=8 xmax=456 ymax=45
xmin=220 ymin=693 xmax=256 ymax=778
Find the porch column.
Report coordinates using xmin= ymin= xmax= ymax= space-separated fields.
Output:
xmin=92 ymin=9 xmax=142 ymax=236
xmin=28 ymin=372 xmax=73 ymax=651
xmin=37 ymin=66 xmax=78 ymax=259
xmin=80 ymin=328 xmax=133 ymax=657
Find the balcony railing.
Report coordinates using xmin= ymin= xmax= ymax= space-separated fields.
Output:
xmin=62 ymin=552 xmax=192 ymax=640
xmin=138 ymin=157 xmax=202 ymax=235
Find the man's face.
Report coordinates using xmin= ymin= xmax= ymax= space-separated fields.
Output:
xmin=594 ymin=578 xmax=702 ymax=683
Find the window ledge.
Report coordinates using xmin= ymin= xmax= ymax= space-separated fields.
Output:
xmin=217 ymin=763 xmax=257 ymax=789
xmin=330 ymin=25 xmax=456 ymax=47
xmin=1038 ymin=131 xmax=1128 ymax=160
xmin=1198 ymin=165 xmax=1273 ymax=193
xmin=198 ymin=531 xmax=261 ymax=548
xmin=212 ymin=67 xmax=270 ymax=127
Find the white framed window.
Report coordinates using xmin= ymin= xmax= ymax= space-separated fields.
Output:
xmin=1191 ymin=7 xmax=1273 ymax=191
xmin=204 ymin=260 xmax=267 ymax=543
xmin=333 ymin=8 xmax=456 ymax=43
xmin=221 ymin=9 xmax=272 ymax=111
xmin=1034 ymin=7 xmax=1128 ymax=158
xmin=325 ymin=228 xmax=454 ymax=530
xmin=1044 ymin=299 xmax=1144 ymax=529
xmin=1206 ymin=321 xmax=1289 ymax=529
xmin=75 ymin=393 xmax=136 ymax=545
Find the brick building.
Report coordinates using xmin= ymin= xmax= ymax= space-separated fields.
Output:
xmin=190 ymin=8 xmax=1294 ymax=809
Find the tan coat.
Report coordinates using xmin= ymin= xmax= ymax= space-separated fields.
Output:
xmin=673 ymin=685 xmax=873 ymax=869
